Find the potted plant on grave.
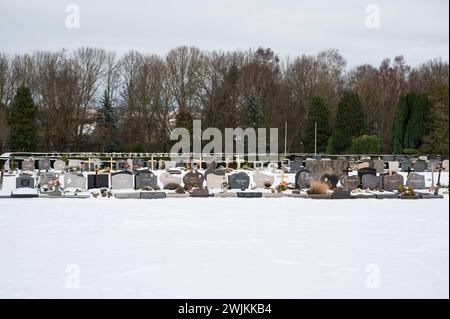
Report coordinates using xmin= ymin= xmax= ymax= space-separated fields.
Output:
xmin=307 ymin=180 xmax=331 ymax=199
xmin=331 ymin=186 xmax=352 ymax=199
xmin=276 ymin=181 xmax=288 ymax=193
xmin=400 ymin=186 xmax=419 ymax=200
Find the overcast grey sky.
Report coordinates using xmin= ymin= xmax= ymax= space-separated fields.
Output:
xmin=0 ymin=0 xmax=448 ymax=67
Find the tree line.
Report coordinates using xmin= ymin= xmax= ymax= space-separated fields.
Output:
xmin=0 ymin=46 xmax=448 ymax=155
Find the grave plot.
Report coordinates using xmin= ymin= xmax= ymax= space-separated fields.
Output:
xmin=228 ymin=172 xmax=250 ymax=190
xmin=135 ymin=170 xmax=158 ymax=190
xmin=111 ymin=171 xmax=134 ymax=190
xmin=87 ymin=174 xmax=110 ymax=189
xmin=11 ymin=175 xmax=38 ymax=198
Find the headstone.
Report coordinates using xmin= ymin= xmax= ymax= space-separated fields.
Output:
xmin=135 ymin=170 xmax=158 ymax=189
xmin=39 ymin=172 xmax=60 ymax=190
xmin=406 ymin=173 xmax=426 ymax=189
xmin=206 ymin=173 xmax=227 ymax=189
xmin=296 ymin=170 xmax=314 ymax=189
xmin=361 ymin=174 xmax=382 ymax=190
xmin=53 ymin=159 xmax=66 ymax=171
xmin=111 ymin=171 xmax=134 ymax=190
xmin=383 ymin=174 xmax=404 ymax=192
xmin=320 ymin=174 xmax=339 ymax=189
xmin=442 ymin=160 xmax=449 ymax=172
xmin=133 ymin=159 xmax=145 ymax=170
xmin=160 ymin=172 xmax=182 ymax=187
xmin=38 ymin=159 xmax=51 ymax=171
xmin=401 ymin=160 xmax=412 ymax=172
xmin=68 ymin=159 xmax=82 ymax=169
xmin=383 ymin=155 xmax=395 ymax=162
xmin=357 ymin=161 xmax=371 ymax=170
xmin=90 ymin=158 xmax=102 ymax=169
xmin=427 ymin=160 xmax=440 ymax=171
xmin=339 ymin=175 xmax=360 ymax=191
xmin=289 ymin=158 xmax=303 ymax=175
xmin=126 ymin=159 xmax=134 ymax=170
xmin=116 ymin=160 xmax=127 ymax=170
xmin=182 ymin=170 xmax=205 ymax=189
xmin=388 ymin=161 xmax=400 ymax=172
xmin=412 ymin=160 xmax=426 ymax=172
xmin=305 ymin=159 xmax=333 ymax=178
xmin=331 ymin=160 xmax=348 ymax=176
xmin=22 ymin=158 xmax=35 ymax=172
xmin=253 ymin=172 xmax=275 ymax=188
xmin=373 ymin=160 xmax=385 ymax=174
xmin=64 ymin=173 xmax=86 ymax=190
xmin=164 ymin=161 xmax=176 ymax=169
xmin=205 ymin=161 xmax=225 ymax=179
xmin=16 ymin=175 xmax=35 ymax=188
xmin=357 ymin=167 xmax=377 ymax=187
xmin=228 ymin=172 xmax=250 ymax=190
xmin=87 ymin=174 xmax=109 ymax=189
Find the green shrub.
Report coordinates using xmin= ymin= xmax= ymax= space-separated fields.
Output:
xmin=350 ymin=135 xmax=381 ymax=154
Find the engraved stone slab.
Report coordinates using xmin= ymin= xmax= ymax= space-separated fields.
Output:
xmin=252 ymin=172 xmax=275 ymax=188
xmin=406 ymin=173 xmax=426 ymax=189
xmin=383 ymin=174 xmax=404 ymax=192
xmin=64 ymin=173 xmax=86 ymax=190
xmin=228 ymin=172 xmax=250 ymax=190
xmin=111 ymin=171 xmax=134 ymax=190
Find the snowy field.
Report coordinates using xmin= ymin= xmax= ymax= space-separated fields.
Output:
xmin=0 ymin=197 xmax=448 ymax=299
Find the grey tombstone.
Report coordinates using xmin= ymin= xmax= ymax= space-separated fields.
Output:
xmin=412 ymin=160 xmax=426 ymax=173
xmin=164 ymin=161 xmax=176 ymax=169
xmin=406 ymin=173 xmax=426 ymax=189
xmin=252 ymin=171 xmax=275 ymax=188
xmin=160 ymin=172 xmax=182 ymax=187
xmin=116 ymin=160 xmax=127 ymax=170
xmin=383 ymin=155 xmax=395 ymax=162
xmin=16 ymin=175 xmax=35 ymax=188
xmin=111 ymin=171 xmax=134 ymax=190
xmin=427 ymin=160 xmax=440 ymax=172
xmin=388 ymin=161 xmax=400 ymax=172
xmin=182 ymin=170 xmax=205 ymax=189
xmin=401 ymin=160 xmax=412 ymax=172
xmin=206 ymin=173 xmax=227 ymax=189
xmin=22 ymin=158 xmax=35 ymax=171
xmin=289 ymin=158 xmax=303 ymax=175
xmin=362 ymin=174 xmax=382 ymax=190
xmin=373 ymin=160 xmax=385 ymax=174
xmin=135 ymin=170 xmax=158 ymax=189
xmin=68 ymin=159 xmax=82 ymax=169
xmin=228 ymin=172 xmax=250 ymax=190
xmin=296 ymin=170 xmax=314 ymax=189
xmin=340 ymin=175 xmax=360 ymax=191
xmin=133 ymin=159 xmax=145 ymax=170
xmin=38 ymin=159 xmax=51 ymax=171
xmin=53 ymin=159 xmax=66 ymax=171
xmin=442 ymin=160 xmax=449 ymax=172
xmin=64 ymin=173 xmax=86 ymax=191
xmin=383 ymin=174 xmax=404 ymax=192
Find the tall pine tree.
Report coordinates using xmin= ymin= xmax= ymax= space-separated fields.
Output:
xmin=8 ymin=86 xmax=37 ymax=152
xmin=327 ymin=92 xmax=367 ymax=154
xmin=100 ymin=90 xmax=120 ymax=152
xmin=304 ymin=97 xmax=330 ymax=153
xmin=242 ymin=94 xmax=263 ymax=130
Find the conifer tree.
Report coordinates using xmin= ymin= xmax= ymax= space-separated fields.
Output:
xmin=100 ymin=90 xmax=120 ymax=152
xmin=8 ymin=86 xmax=37 ymax=152
xmin=304 ymin=97 xmax=330 ymax=153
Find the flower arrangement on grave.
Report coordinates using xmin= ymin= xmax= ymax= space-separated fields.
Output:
xmin=398 ymin=184 xmax=406 ymax=194
xmin=100 ymin=188 xmax=113 ymax=198
xmin=307 ymin=180 xmax=329 ymax=195
xmin=276 ymin=181 xmax=288 ymax=193
xmin=242 ymin=164 xmax=249 ymax=170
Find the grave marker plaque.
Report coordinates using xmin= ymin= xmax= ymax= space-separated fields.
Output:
xmin=87 ymin=174 xmax=109 ymax=189
xmin=340 ymin=175 xmax=360 ymax=191
xmin=64 ymin=173 xmax=86 ymax=190
xmin=373 ymin=160 xmax=385 ymax=174
xmin=413 ymin=160 xmax=426 ymax=172
xmin=183 ymin=171 xmax=205 ymax=189
xmin=406 ymin=173 xmax=426 ymax=189
xmin=53 ymin=159 xmax=66 ymax=171
xmin=228 ymin=172 xmax=250 ymax=190
xmin=383 ymin=174 xmax=404 ymax=192
xmin=38 ymin=159 xmax=51 ymax=171
xmin=111 ymin=171 xmax=134 ymax=190
xmin=362 ymin=174 xmax=382 ymax=190
xmin=135 ymin=170 xmax=158 ymax=189
xmin=22 ymin=158 xmax=35 ymax=172
xmin=206 ymin=173 xmax=227 ymax=189
xmin=253 ymin=172 xmax=274 ymax=188
xmin=160 ymin=172 xmax=182 ymax=187
xmin=295 ymin=170 xmax=313 ymax=189
xmin=16 ymin=175 xmax=35 ymax=188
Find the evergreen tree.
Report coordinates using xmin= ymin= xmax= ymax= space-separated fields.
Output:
xmin=420 ymin=83 xmax=449 ymax=155
xmin=8 ymin=86 xmax=37 ymax=152
xmin=304 ymin=97 xmax=330 ymax=153
xmin=100 ymin=90 xmax=120 ymax=152
xmin=391 ymin=94 xmax=411 ymax=154
xmin=242 ymin=94 xmax=263 ymax=130
xmin=328 ymin=92 xmax=367 ymax=154
xmin=350 ymin=135 xmax=381 ymax=154
xmin=391 ymin=92 xmax=430 ymax=154
xmin=404 ymin=94 xmax=430 ymax=149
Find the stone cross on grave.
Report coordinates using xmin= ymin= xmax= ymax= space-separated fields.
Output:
xmin=148 ymin=157 xmax=158 ymax=170
xmin=235 ymin=156 xmax=245 ymax=170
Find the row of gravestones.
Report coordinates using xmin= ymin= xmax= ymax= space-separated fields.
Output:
xmin=294 ymin=166 xmax=427 ymax=191
xmin=289 ymin=158 xmax=450 ymax=175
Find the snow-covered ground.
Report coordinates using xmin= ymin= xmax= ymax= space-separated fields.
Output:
xmin=0 ymin=197 xmax=448 ymax=299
